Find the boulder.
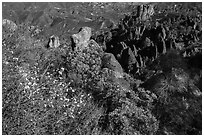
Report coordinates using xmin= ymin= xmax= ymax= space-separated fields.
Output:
xmin=101 ymin=68 xmax=131 ymax=90
xmin=88 ymin=39 xmax=101 ymax=49
xmin=102 ymin=52 xmax=124 ymax=78
xmin=120 ymin=47 xmax=137 ymax=72
xmin=71 ymin=27 xmax=92 ymax=51
xmin=47 ymin=35 xmax=60 ymax=48
xmin=3 ymin=19 xmax=17 ymax=31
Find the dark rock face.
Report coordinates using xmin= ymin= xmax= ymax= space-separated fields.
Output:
xmin=92 ymin=2 xmax=201 ymax=76
xmin=119 ymin=47 xmax=137 ymax=73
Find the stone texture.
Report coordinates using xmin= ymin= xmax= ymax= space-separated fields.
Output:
xmin=127 ymin=47 xmax=137 ymax=65
xmin=137 ymin=4 xmax=154 ymax=21
xmin=120 ymin=47 xmax=137 ymax=72
xmin=71 ymin=27 xmax=92 ymax=51
xmin=88 ymin=39 xmax=101 ymax=49
xmin=48 ymin=35 xmax=60 ymax=48
xmin=102 ymin=52 xmax=124 ymax=78
xmin=3 ymin=19 xmax=17 ymax=31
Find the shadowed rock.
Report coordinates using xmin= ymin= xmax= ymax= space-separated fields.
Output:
xmin=119 ymin=47 xmax=137 ymax=73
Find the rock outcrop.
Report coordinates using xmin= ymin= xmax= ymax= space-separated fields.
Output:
xmin=102 ymin=52 xmax=124 ymax=78
xmin=120 ymin=47 xmax=137 ymax=73
xmin=87 ymin=39 xmax=101 ymax=49
xmin=137 ymin=4 xmax=154 ymax=21
xmin=71 ymin=27 xmax=92 ymax=51
xmin=3 ymin=19 xmax=17 ymax=31
xmin=47 ymin=35 xmax=60 ymax=48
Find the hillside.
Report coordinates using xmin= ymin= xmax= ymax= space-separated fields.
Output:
xmin=2 ymin=2 xmax=202 ymax=135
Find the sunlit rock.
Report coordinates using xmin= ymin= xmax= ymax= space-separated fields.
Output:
xmin=87 ymin=39 xmax=101 ymax=49
xmin=3 ymin=19 xmax=17 ymax=31
xmin=48 ymin=35 xmax=60 ymax=48
xmin=71 ymin=27 xmax=92 ymax=51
